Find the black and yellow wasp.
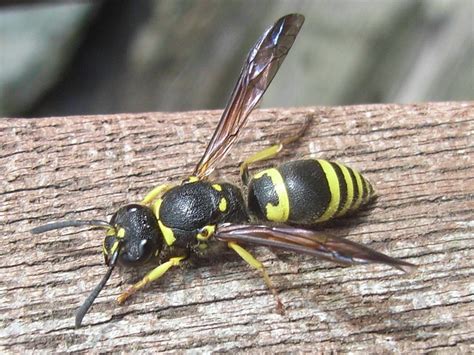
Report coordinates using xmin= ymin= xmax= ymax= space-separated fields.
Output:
xmin=32 ymin=14 xmax=416 ymax=328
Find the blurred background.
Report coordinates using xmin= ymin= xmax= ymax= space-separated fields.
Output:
xmin=0 ymin=0 xmax=472 ymax=118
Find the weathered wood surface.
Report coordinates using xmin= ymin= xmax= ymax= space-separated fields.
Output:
xmin=0 ymin=102 xmax=473 ymax=352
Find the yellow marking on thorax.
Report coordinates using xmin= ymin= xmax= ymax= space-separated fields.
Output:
xmin=153 ymin=198 xmax=176 ymax=246
xmin=254 ymin=168 xmax=289 ymax=222
xmin=196 ymin=225 xmax=215 ymax=241
xmin=212 ymin=184 xmax=227 ymax=212
xmin=198 ymin=243 xmax=208 ymax=250
xmin=159 ymin=220 xmax=176 ymax=246
xmin=141 ymin=184 xmax=173 ymax=205
xmin=218 ymin=197 xmax=227 ymax=212
xmin=185 ymin=176 xmax=199 ymax=183
xmin=152 ymin=198 xmax=163 ymax=220
xmin=315 ymin=160 xmax=340 ymax=222
xmin=336 ymin=163 xmax=354 ymax=217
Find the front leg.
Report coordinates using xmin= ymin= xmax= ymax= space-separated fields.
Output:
xmin=141 ymin=184 xmax=174 ymax=205
xmin=117 ymin=256 xmax=186 ymax=304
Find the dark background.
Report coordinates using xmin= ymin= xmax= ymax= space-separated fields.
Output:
xmin=1 ymin=0 xmax=472 ymax=118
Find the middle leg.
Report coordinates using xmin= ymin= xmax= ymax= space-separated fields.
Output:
xmin=228 ymin=241 xmax=284 ymax=314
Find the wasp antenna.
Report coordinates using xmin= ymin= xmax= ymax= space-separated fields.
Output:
xmin=75 ymin=247 xmax=120 ymax=328
xmin=31 ymin=220 xmax=111 ymax=234
xmin=75 ymin=265 xmax=115 ymax=328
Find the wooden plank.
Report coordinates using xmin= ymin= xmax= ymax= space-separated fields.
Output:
xmin=0 ymin=102 xmax=472 ymax=352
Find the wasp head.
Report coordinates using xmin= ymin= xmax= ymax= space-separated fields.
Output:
xmin=103 ymin=204 xmax=163 ymax=267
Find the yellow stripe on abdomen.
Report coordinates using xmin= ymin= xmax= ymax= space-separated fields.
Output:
xmin=315 ymin=159 xmax=341 ymax=222
xmin=336 ymin=163 xmax=354 ymax=217
xmin=253 ymin=168 xmax=290 ymax=222
xmin=351 ymin=169 xmax=365 ymax=211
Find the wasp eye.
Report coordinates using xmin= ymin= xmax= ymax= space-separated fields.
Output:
xmin=138 ymin=239 xmax=153 ymax=260
xmin=119 ymin=239 xmax=157 ymax=266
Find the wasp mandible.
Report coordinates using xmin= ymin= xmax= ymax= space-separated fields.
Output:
xmin=32 ymin=14 xmax=416 ymax=328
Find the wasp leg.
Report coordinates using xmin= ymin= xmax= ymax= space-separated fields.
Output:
xmin=227 ymin=241 xmax=285 ymax=314
xmin=117 ymin=256 xmax=186 ymax=304
xmin=239 ymin=117 xmax=311 ymax=186
xmin=240 ymin=145 xmax=282 ymax=186
xmin=141 ymin=184 xmax=174 ymax=205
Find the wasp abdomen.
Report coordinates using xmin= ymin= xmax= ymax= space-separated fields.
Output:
xmin=247 ymin=159 xmax=375 ymax=225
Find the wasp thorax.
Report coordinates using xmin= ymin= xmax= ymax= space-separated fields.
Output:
xmin=104 ymin=204 xmax=163 ymax=267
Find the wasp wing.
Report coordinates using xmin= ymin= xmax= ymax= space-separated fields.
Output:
xmin=215 ymin=224 xmax=416 ymax=273
xmin=192 ymin=14 xmax=305 ymax=179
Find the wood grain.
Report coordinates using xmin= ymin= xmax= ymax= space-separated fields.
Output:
xmin=0 ymin=102 xmax=473 ymax=352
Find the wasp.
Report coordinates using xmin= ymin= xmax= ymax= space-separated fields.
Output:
xmin=32 ymin=14 xmax=416 ymax=328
